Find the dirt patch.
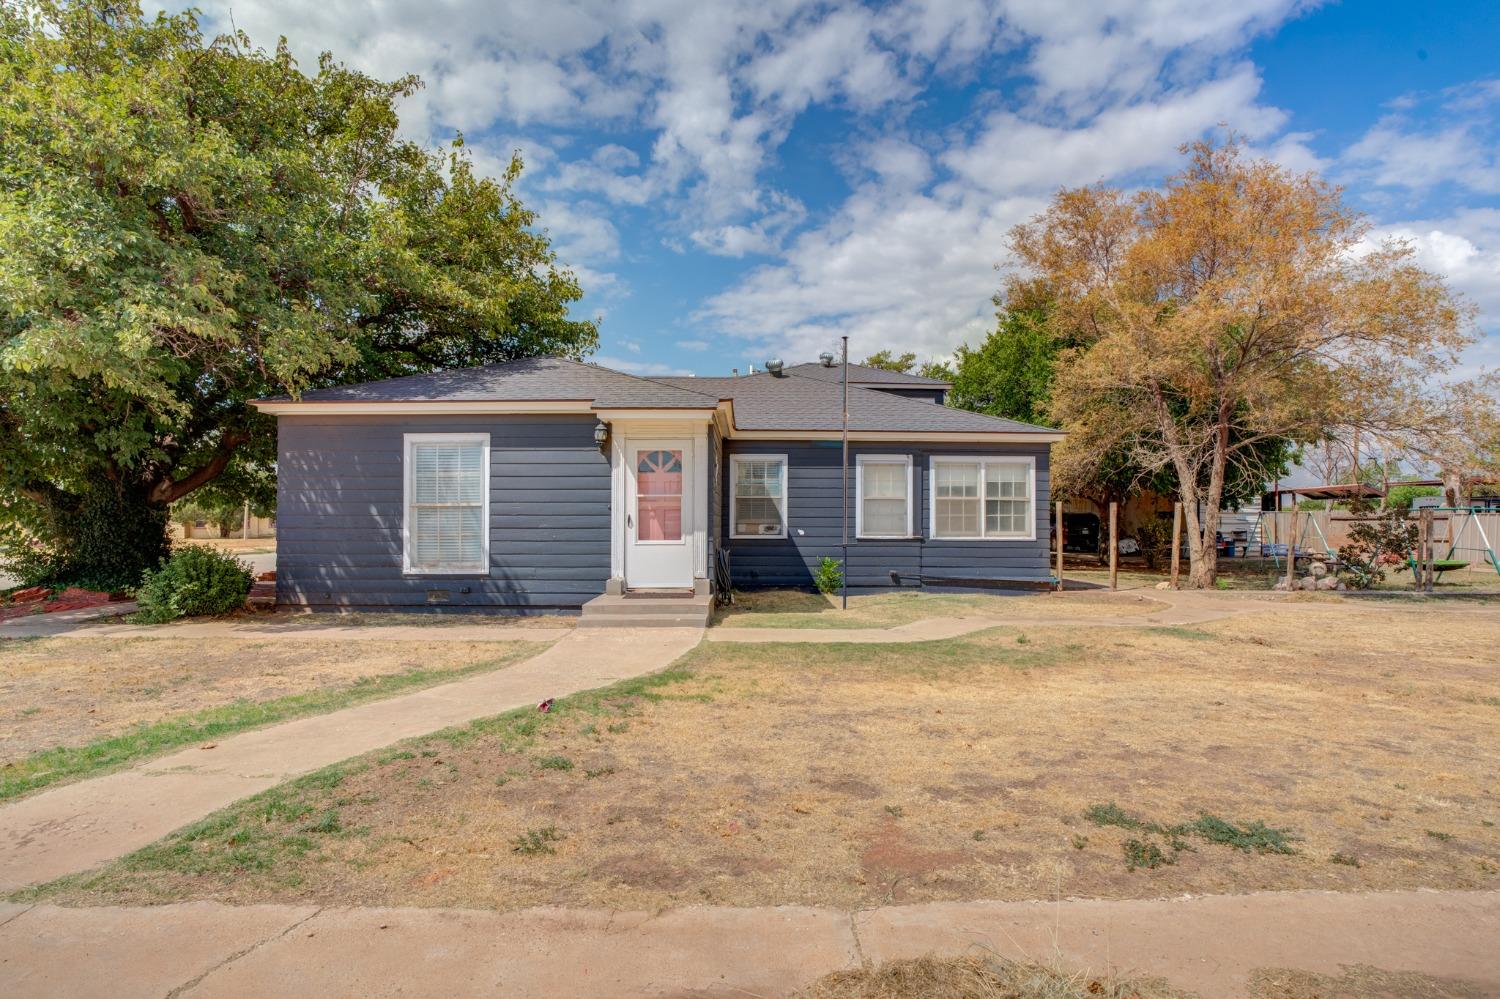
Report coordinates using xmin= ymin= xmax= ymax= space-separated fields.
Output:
xmin=0 ymin=637 xmax=539 ymax=762
xmin=31 ymin=600 xmax=1500 ymax=912
xmin=231 ymin=609 xmax=576 ymax=630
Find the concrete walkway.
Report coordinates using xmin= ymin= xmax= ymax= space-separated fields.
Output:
xmin=709 ymin=590 xmax=1280 ymax=643
xmin=1 ymin=889 xmax=1495 ymax=998
xmin=0 ymin=627 xmax=702 ymax=893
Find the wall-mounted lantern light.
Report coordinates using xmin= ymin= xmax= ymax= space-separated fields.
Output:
xmin=593 ymin=420 xmax=610 ymax=449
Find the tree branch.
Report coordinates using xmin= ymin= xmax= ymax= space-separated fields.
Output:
xmin=149 ymin=431 xmax=249 ymax=504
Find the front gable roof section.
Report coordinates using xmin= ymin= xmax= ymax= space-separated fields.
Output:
xmin=253 ymin=355 xmax=1061 ymax=442
xmin=253 ymin=357 xmax=720 ymax=414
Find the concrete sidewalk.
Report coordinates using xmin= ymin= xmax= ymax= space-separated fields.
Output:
xmin=0 ymin=627 xmax=702 ymax=893
xmin=1 ymin=890 xmax=1495 ymax=998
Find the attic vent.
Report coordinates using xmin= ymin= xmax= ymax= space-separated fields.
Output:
xmin=819 ymin=351 xmax=836 ymax=367
xmin=765 ymin=358 xmax=784 ymax=376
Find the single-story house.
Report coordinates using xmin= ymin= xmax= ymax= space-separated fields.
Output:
xmin=252 ymin=356 xmax=1063 ymax=613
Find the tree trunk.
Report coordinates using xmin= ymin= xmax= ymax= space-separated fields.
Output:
xmin=18 ymin=483 xmax=171 ymax=591
xmin=1187 ymin=418 xmax=1232 ymax=589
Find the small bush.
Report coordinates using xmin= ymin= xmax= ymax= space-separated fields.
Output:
xmin=535 ymin=754 xmax=574 ymax=771
xmin=132 ymin=546 xmax=253 ymax=624
xmin=814 ymin=556 xmax=844 ymax=595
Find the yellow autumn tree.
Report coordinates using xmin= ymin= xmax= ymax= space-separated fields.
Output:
xmin=1008 ymin=138 xmax=1479 ymax=587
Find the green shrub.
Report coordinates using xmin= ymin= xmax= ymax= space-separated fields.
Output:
xmin=1134 ymin=517 xmax=1174 ymax=569
xmin=814 ymin=556 xmax=844 ymax=595
xmin=132 ymin=546 xmax=253 ymax=623
xmin=1383 ymin=484 xmax=1441 ymax=512
xmin=1337 ymin=511 xmax=1417 ymax=589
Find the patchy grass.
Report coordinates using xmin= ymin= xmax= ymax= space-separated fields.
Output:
xmin=715 ymin=588 xmax=1163 ymax=629
xmin=23 ymin=601 xmax=1500 ymax=911
xmin=1246 ymin=964 xmax=1491 ymax=998
xmin=795 ymin=955 xmax=1191 ymax=999
xmin=248 ymin=610 xmax=575 ymax=630
xmin=510 ymin=826 xmax=565 ymax=856
xmin=0 ymin=640 xmax=544 ymax=801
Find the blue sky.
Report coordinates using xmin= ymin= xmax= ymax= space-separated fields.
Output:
xmin=198 ymin=0 xmax=1500 ymax=378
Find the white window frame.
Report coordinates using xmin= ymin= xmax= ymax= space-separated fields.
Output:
xmin=929 ymin=455 xmax=1037 ymax=542
xmin=855 ymin=454 xmax=914 ymax=539
xmin=402 ymin=432 xmax=491 ymax=575
xmin=728 ymin=453 xmax=789 ymax=540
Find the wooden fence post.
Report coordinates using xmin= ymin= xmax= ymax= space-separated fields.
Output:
xmin=1108 ymin=501 xmax=1118 ymax=591
xmin=1170 ymin=502 xmax=1182 ymax=589
xmin=1056 ymin=501 xmax=1065 ymax=591
xmin=1285 ymin=509 xmax=1299 ymax=591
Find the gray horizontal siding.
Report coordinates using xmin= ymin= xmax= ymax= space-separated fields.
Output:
xmin=277 ymin=414 xmax=610 ymax=611
xmin=722 ymin=440 xmax=1051 ymax=590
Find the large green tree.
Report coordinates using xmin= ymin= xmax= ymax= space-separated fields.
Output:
xmin=0 ymin=1 xmax=597 ymax=588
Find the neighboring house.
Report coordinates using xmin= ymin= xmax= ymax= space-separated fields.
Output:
xmin=252 ymin=357 xmax=1063 ymax=613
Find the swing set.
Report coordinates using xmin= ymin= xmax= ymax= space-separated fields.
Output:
xmin=1257 ymin=506 xmax=1500 ymax=585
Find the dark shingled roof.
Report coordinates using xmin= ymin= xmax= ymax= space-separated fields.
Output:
xmin=649 ymin=371 xmax=1058 ymax=434
xmin=782 ymin=361 xmax=951 ymax=387
xmin=278 ymin=357 xmax=719 ymax=409
xmin=262 ymin=355 xmax=1060 ymax=436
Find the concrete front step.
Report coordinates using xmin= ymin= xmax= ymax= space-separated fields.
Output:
xmin=579 ymin=592 xmax=712 ymax=628
xmin=577 ymin=613 xmax=710 ymax=628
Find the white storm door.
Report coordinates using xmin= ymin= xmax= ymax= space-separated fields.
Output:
xmin=624 ymin=440 xmax=693 ymax=588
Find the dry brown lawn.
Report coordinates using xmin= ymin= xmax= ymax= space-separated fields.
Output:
xmin=29 ymin=600 xmax=1500 ymax=912
xmin=0 ymin=637 xmax=541 ymax=763
xmin=717 ymin=588 xmax=1166 ymax=628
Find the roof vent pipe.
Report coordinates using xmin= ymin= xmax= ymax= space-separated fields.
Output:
xmin=818 ymin=351 xmax=835 ymax=368
xmin=765 ymin=358 xmax=784 ymax=376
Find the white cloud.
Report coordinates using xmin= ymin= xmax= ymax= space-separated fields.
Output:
xmin=942 ymin=66 xmax=1282 ymax=195
xmin=1369 ymin=210 xmax=1500 ymax=321
xmin=676 ymin=339 xmax=710 ymax=351
xmin=1343 ymin=79 xmax=1500 ymax=195
xmin=592 ymin=355 xmax=695 ymax=376
xmin=701 ymin=60 xmax=1288 ymax=362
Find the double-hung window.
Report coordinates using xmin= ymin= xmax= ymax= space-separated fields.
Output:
xmin=403 ymin=433 xmax=490 ymax=574
xmin=931 ymin=457 xmax=1035 ymax=540
xmin=856 ymin=455 xmax=913 ymax=538
xmin=730 ymin=454 xmax=787 ymax=538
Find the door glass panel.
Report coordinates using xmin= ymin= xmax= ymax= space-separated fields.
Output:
xmin=637 ymin=449 xmax=683 ymax=541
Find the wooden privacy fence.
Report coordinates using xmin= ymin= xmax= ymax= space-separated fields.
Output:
xmin=1257 ymin=510 xmax=1500 ymax=570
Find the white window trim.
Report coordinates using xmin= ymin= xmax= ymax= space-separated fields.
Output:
xmin=855 ymin=454 xmax=914 ymax=539
xmin=402 ymin=432 xmax=491 ymax=575
xmin=929 ymin=455 xmax=1037 ymax=542
xmin=728 ymin=453 xmax=789 ymax=540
